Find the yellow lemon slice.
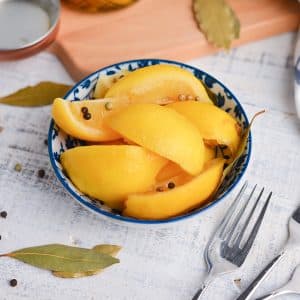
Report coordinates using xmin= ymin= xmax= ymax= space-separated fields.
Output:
xmin=156 ymin=145 xmax=215 ymax=182
xmin=106 ymin=103 xmax=205 ymax=175
xmin=105 ymin=64 xmax=212 ymax=104
xmin=52 ymin=98 xmax=121 ymax=141
xmin=124 ymin=158 xmax=224 ymax=220
xmin=168 ymin=101 xmax=241 ymax=154
xmin=94 ymin=69 xmax=130 ymax=98
xmin=61 ymin=145 xmax=168 ymax=210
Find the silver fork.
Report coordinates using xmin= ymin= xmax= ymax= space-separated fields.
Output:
xmin=192 ymin=182 xmax=272 ymax=300
xmin=236 ymin=205 xmax=300 ymax=300
xmin=256 ymin=264 xmax=300 ymax=300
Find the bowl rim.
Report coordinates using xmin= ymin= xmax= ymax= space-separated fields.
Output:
xmin=48 ymin=58 xmax=252 ymax=225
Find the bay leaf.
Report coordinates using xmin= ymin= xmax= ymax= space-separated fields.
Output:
xmin=193 ymin=0 xmax=240 ymax=49
xmin=92 ymin=244 xmax=122 ymax=256
xmin=0 ymin=82 xmax=72 ymax=107
xmin=52 ymin=269 xmax=101 ymax=278
xmin=0 ymin=244 xmax=119 ymax=272
xmin=220 ymin=110 xmax=265 ymax=186
xmin=52 ymin=244 xmax=121 ymax=278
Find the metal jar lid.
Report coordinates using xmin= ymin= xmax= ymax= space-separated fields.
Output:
xmin=0 ymin=0 xmax=60 ymax=60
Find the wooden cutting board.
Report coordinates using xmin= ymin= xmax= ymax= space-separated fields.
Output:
xmin=49 ymin=0 xmax=300 ymax=81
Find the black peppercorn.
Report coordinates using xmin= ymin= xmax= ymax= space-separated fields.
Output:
xmin=9 ymin=279 xmax=17 ymax=287
xmin=167 ymin=182 xmax=175 ymax=189
xmin=0 ymin=211 xmax=7 ymax=218
xmin=220 ymin=145 xmax=228 ymax=150
xmin=38 ymin=169 xmax=45 ymax=178
xmin=81 ymin=107 xmax=88 ymax=114
xmin=83 ymin=112 xmax=92 ymax=120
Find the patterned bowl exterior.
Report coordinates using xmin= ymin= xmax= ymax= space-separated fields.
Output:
xmin=48 ymin=59 xmax=251 ymax=225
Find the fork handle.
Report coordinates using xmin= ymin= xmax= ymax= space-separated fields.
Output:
xmin=255 ymin=293 xmax=275 ymax=300
xmin=192 ymin=287 xmax=204 ymax=300
xmin=192 ymin=279 xmax=209 ymax=300
xmin=255 ymin=293 xmax=278 ymax=300
xmin=255 ymin=290 xmax=291 ymax=300
xmin=236 ymin=253 xmax=284 ymax=300
xmin=192 ymin=273 xmax=216 ymax=300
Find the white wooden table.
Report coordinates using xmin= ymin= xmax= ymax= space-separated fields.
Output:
xmin=1 ymin=33 xmax=300 ymax=300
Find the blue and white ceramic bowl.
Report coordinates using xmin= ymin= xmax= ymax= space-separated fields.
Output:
xmin=48 ymin=59 xmax=251 ymax=225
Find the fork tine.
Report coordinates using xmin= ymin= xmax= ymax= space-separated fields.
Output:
xmin=239 ymin=191 xmax=272 ymax=258
xmin=219 ymin=181 xmax=248 ymax=239
xmin=223 ymin=184 xmax=257 ymax=243
xmin=232 ymin=187 xmax=265 ymax=248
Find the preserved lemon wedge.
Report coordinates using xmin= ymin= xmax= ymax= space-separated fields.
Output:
xmin=124 ymin=158 xmax=224 ymax=220
xmin=105 ymin=64 xmax=212 ymax=104
xmin=63 ymin=0 xmax=136 ymax=12
xmin=106 ymin=103 xmax=205 ymax=175
xmin=61 ymin=145 xmax=167 ymax=209
xmin=52 ymin=98 xmax=121 ymax=141
xmin=168 ymin=101 xmax=241 ymax=154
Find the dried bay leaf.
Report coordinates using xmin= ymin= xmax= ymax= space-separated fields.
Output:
xmin=193 ymin=0 xmax=240 ymax=49
xmin=220 ymin=110 xmax=265 ymax=186
xmin=53 ymin=244 xmax=121 ymax=278
xmin=92 ymin=244 xmax=122 ymax=256
xmin=0 ymin=244 xmax=119 ymax=273
xmin=0 ymin=82 xmax=72 ymax=107
xmin=52 ymin=269 xmax=101 ymax=278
